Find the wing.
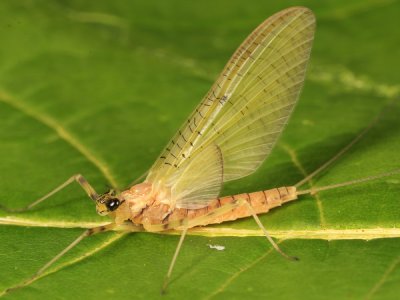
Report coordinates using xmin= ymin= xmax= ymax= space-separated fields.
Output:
xmin=146 ymin=7 xmax=315 ymax=208
xmin=168 ymin=144 xmax=223 ymax=209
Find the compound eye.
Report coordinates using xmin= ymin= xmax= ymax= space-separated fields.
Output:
xmin=106 ymin=199 xmax=120 ymax=211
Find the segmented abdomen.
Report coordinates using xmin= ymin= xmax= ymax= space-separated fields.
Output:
xmin=139 ymin=186 xmax=298 ymax=231
xmin=204 ymin=186 xmax=298 ymax=225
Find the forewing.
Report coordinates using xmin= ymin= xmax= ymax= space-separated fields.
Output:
xmin=146 ymin=7 xmax=315 ymax=207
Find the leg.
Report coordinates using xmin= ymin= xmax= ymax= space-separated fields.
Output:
xmin=4 ymin=222 xmax=116 ymax=295
xmin=159 ymin=198 xmax=295 ymax=294
xmin=161 ymin=227 xmax=188 ymax=294
xmin=242 ymin=200 xmax=298 ymax=261
xmin=0 ymin=174 xmax=99 ymax=212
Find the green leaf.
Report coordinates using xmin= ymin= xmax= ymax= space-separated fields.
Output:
xmin=1 ymin=1 xmax=399 ymax=299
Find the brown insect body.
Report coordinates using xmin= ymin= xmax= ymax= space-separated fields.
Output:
xmin=112 ymin=184 xmax=297 ymax=232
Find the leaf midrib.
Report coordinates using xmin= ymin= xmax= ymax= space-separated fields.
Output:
xmin=1 ymin=216 xmax=399 ymax=240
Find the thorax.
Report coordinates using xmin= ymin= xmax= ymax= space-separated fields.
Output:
xmin=112 ymin=182 xmax=172 ymax=226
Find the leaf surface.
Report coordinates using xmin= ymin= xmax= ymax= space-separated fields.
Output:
xmin=0 ymin=1 xmax=399 ymax=299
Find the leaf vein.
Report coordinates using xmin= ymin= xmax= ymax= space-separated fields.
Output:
xmin=0 ymin=232 xmax=127 ymax=296
xmin=365 ymin=255 xmax=400 ymax=300
xmin=0 ymin=89 xmax=119 ymax=188
xmin=203 ymin=242 xmax=280 ymax=300
xmin=281 ymin=143 xmax=327 ymax=227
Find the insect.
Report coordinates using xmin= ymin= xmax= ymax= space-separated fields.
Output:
xmin=2 ymin=6 xmax=399 ymax=295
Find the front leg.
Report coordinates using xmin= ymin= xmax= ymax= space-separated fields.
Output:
xmin=3 ymin=222 xmax=117 ymax=295
xmin=0 ymin=174 xmax=99 ymax=212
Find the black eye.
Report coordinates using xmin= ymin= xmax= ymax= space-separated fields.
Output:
xmin=106 ymin=199 xmax=120 ymax=211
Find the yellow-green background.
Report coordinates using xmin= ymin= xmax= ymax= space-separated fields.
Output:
xmin=0 ymin=1 xmax=399 ymax=299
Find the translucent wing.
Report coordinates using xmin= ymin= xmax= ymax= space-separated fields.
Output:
xmin=146 ymin=7 xmax=315 ymax=208
xmin=168 ymin=144 xmax=223 ymax=209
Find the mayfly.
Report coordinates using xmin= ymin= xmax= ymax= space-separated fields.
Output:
xmin=3 ymin=6 xmax=400 ymax=294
